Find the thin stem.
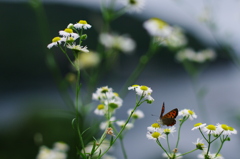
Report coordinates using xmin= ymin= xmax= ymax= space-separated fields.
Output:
xmin=156 ymin=139 xmax=171 ymax=159
xmin=97 ymin=96 xmax=145 ymax=158
xmin=119 ymin=137 xmax=128 ymax=159
xmin=175 ymin=117 xmax=187 ymax=148
xmin=215 ymin=135 xmax=227 ymax=157
xmin=179 ymin=148 xmax=198 ymax=156
xmin=166 ymin=134 xmax=171 ymax=152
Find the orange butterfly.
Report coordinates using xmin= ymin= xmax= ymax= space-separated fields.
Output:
xmin=159 ymin=102 xmax=178 ymax=126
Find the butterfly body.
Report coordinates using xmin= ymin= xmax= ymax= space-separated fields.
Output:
xmin=159 ymin=102 xmax=178 ymax=126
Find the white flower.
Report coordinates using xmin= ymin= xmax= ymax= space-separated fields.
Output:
xmin=74 ymin=20 xmax=92 ymax=30
xmin=94 ymin=104 xmax=106 ymax=116
xmin=47 ymin=37 xmax=66 ymax=49
xmin=147 ymin=123 xmax=161 ymax=132
xmin=193 ymin=138 xmax=205 ymax=150
xmin=202 ymin=124 xmax=218 ymax=135
xmin=74 ymin=51 xmax=100 ymax=70
xmin=163 ymin=152 xmax=182 ymax=159
xmin=161 ymin=26 xmax=187 ymax=49
xmin=192 ymin=123 xmax=207 ymax=131
xmin=59 ymin=28 xmax=79 ymax=39
xmin=129 ymin=85 xmax=154 ymax=102
xmin=128 ymin=84 xmax=140 ymax=90
xmin=146 ymin=128 xmax=165 ymax=140
xmin=179 ymin=109 xmax=197 ymax=120
xmin=116 ymin=120 xmax=134 ymax=129
xmin=100 ymin=117 xmax=116 ymax=130
xmin=121 ymin=0 xmax=145 ymax=13
xmin=163 ymin=126 xmax=176 ymax=135
xmin=99 ymin=33 xmax=136 ymax=53
xmin=67 ymin=44 xmax=89 ymax=52
xmin=216 ymin=123 xmax=237 ymax=135
xmin=82 ymin=140 xmax=110 ymax=156
xmin=53 ymin=142 xmax=69 ymax=152
xmin=127 ymin=109 xmax=144 ymax=119
xmin=176 ymin=48 xmax=216 ymax=63
xmin=143 ymin=18 xmax=172 ymax=37
xmin=198 ymin=152 xmax=224 ymax=159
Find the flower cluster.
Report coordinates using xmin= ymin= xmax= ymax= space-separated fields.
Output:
xmin=92 ymin=86 xmax=123 ymax=116
xmin=36 ymin=142 xmax=69 ymax=159
xmin=99 ymin=33 xmax=136 ymax=53
xmin=121 ymin=0 xmax=145 ymax=13
xmin=128 ymin=85 xmax=154 ymax=103
xmin=176 ymin=48 xmax=216 ymax=63
xmin=47 ymin=20 xmax=91 ymax=51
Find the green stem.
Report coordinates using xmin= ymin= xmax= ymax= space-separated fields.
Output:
xmin=175 ymin=117 xmax=187 ymax=148
xmin=119 ymin=137 xmax=128 ymax=159
xmin=215 ymin=135 xmax=227 ymax=157
xmin=166 ymin=134 xmax=171 ymax=152
xmin=97 ymin=96 xmax=145 ymax=158
xmin=179 ymin=148 xmax=198 ymax=156
xmin=156 ymin=139 xmax=171 ymax=159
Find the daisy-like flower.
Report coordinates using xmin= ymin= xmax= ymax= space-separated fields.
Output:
xmin=74 ymin=20 xmax=92 ymax=30
xmin=59 ymin=28 xmax=79 ymax=39
xmin=92 ymin=86 xmax=113 ymax=101
xmin=143 ymin=18 xmax=172 ymax=38
xmin=121 ymin=0 xmax=145 ymax=13
xmin=94 ymin=104 xmax=106 ymax=116
xmin=106 ymin=97 xmax=123 ymax=110
xmin=100 ymin=117 xmax=116 ymax=130
xmin=99 ymin=33 xmax=136 ymax=53
xmin=147 ymin=123 xmax=161 ymax=132
xmin=127 ymin=109 xmax=144 ymax=119
xmin=192 ymin=123 xmax=207 ymax=131
xmin=66 ymin=44 xmax=89 ymax=52
xmin=202 ymin=124 xmax=217 ymax=135
xmin=216 ymin=123 xmax=237 ymax=135
xmin=176 ymin=48 xmax=216 ymax=63
xmin=161 ymin=26 xmax=187 ymax=49
xmin=53 ymin=142 xmax=69 ymax=152
xmin=193 ymin=138 xmax=205 ymax=150
xmin=47 ymin=37 xmax=66 ymax=49
xmin=82 ymin=140 xmax=110 ymax=156
xmin=162 ymin=152 xmax=182 ymax=159
xmin=179 ymin=109 xmax=197 ymax=120
xmin=228 ymin=126 xmax=237 ymax=135
xmin=163 ymin=126 xmax=176 ymax=135
xmin=116 ymin=120 xmax=134 ymax=129
xmin=132 ymin=85 xmax=154 ymax=102
xmin=146 ymin=128 xmax=166 ymax=140
xmin=74 ymin=51 xmax=100 ymax=70
xmin=128 ymin=84 xmax=140 ymax=90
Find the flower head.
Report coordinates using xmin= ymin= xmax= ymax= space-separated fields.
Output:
xmin=128 ymin=85 xmax=154 ymax=102
xmin=193 ymin=138 xmax=205 ymax=150
xmin=67 ymin=44 xmax=89 ymax=52
xmin=99 ymin=33 xmax=136 ymax=53
xmin=121 ymin=0 xmax=145 ymax=13
xmin=147 ymin=123 xmax=161 ymax=132
xmin=116 ymin=120 xmax=133 ymax=129
xmin=163 ymin=126 xmax=176 ymax=135
xmin=146 ymin=128 xmax=166 ymax=141
xmin=192 ymin=123 xmax=207 ymax=130
xmin=179 ymin=109 xmax=197 ymax=120
xmin=47 ymin=37 xmax=66 ymax=49
xmin=94 ymin=104 xmax=106 ymax=116
xmin=216 ymin=123 xmax=237 ymax=135
xmin=143 ymin=18 xmax=172 ymax=38
xmin=74 ymin=20 xmax=92 ymax=30
xmin=74 ymin=51 xmax=100 ymax=70
xmin=202 ymin=124 xmax=217 ymax=135
xmin=127 ymin=109 xmax=144 ymax=119
xmin=59 ymin=28 xmax=79 ymax=39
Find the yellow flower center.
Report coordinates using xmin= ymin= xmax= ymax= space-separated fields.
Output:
xmin=194 ymin=123 xmax=203 ymax=127
xmin=152 ymin=132 xmax=160 ymax=138
xmin=151 ymin=18 xmax=168 ymax=29
xmin=151 ymin=123 xmax=160 ymax=128
xmin=97 ymin=104 xmax=104 ymax=110
xmin=221 ymin=124 xmax=229 ymax=131
xmin=132 ymin=84 xmax=139 ymax=87
xmin=188 ymin=110 xmax=194 ymax=115
xmin=164 ymin=128 xmax=170 ymax=133
xmin=206 ymin=125 xmax=216 ymax=131
xmin=64 ymin=28 xmax=73 ymax=33
xmin=79 ymin=20 xmax=87 ymax=24
xmin=140 ymin=85 xmax=148 ymax=91
xmin=228 ymin=126 xmax=234 ymax=131
xmin=52 ymin=37 xmax=61 ymax=42
xmin=113 ymin=92 xmax=119 ymax=97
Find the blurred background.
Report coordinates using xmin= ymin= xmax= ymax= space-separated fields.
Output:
xmin=1 ymin=0 xmax=240 ymax=159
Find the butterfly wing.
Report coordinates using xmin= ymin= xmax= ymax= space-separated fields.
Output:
xmin=160 ymin=102 xmax=165 ymax=119
xmin=161 ymin=108 xmax=178 ymax=126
